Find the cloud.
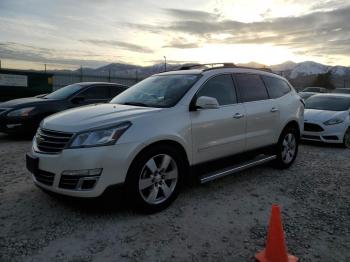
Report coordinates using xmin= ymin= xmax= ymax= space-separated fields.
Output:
xmin=163 ymin=8 xmax=220 ymax=21
xmin=80 ymin=39 xmax=153 ymax=53
xmin=0 ymin=42 xmax=116 ymax=67
xmin=128 ymin=5 xmax=350 ymax=58
xmin=163 ymin=37 xmax=201 ymax=49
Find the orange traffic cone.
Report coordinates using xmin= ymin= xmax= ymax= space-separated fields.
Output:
xmin=255 ymin=205 xmax=298 ymax=262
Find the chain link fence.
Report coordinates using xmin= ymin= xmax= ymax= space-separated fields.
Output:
xmin=52 ymin=72 xmax=141 ymax=90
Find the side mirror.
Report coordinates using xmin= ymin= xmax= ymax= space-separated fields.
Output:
xmin=71 ymin=96 xmax=85 ymax=104
xmin=195 ymin=96 xmax=219 ymax=109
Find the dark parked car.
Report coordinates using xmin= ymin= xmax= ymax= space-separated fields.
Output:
xmin=0 ymin=82 xmax=128 ymax=135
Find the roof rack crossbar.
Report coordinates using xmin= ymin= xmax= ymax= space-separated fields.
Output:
xmin=179 ymin=63 xmax=236 ymax=70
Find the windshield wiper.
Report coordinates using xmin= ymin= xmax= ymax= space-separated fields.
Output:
xmin=122 ymin=102 xmax=150 ymax=107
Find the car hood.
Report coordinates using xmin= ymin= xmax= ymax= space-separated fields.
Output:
xmin=0 ymin=97 xmax=54 ymax=108
xmin=304 ymin=109 xmax=347 ymax=122
xmin=42 ymin=103 xmax=163 ymax=132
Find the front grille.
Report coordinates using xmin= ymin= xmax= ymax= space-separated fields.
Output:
xmin=304 ymin=123 xmax=324 ymax=132
xmin=36 ymin=128 xmax=73 ymax=154
xmin=33 ymin=169 xmax=55 ymax=186
xmin=59 ymin=175 xmax=80 ymax=189
xmin=302 ymin=134 xmax=321 ymax=140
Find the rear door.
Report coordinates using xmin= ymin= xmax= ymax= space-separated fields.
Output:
xmin=234 ymin=73 xmax=280 ymax=150
xmin=191 ymin=74 xmax=246 ymax=164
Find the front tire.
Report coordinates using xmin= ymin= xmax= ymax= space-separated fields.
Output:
xmin=343 ymin=128 xmax=350 ymax=149
xmin=274 ymin=127 xmax=299 ymax=169
xmin=125 ymin=145 xmax=185 ymax=213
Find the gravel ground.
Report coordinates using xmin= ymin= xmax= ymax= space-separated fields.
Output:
xmin=0 ymin=133 xmax=349 ymax=262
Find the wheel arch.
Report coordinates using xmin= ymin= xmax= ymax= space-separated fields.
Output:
xmin=128 ymin=139 xmax=191 ymax=173
xmin=281 ymin=120 xmax=301 ymax=139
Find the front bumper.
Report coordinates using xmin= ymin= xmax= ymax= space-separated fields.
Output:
xmin=301 ymin=121 xmax=347 ymax=143
xmin=27 ymin=142 xmax=142 ymax=197
xmin=0 ymin=114 xmax=39 ymax=134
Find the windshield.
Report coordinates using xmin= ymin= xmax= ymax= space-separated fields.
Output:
xmin=111 ymin=74 xmax=200 ymax=108
xmin=44 ymin=84 xmax=83 ymax=99
xmin=305 ymin=96 xmax=350 ymax=111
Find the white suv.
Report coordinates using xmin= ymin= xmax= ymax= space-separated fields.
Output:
xmin=26 ymin=64 xmax=304 ymax=212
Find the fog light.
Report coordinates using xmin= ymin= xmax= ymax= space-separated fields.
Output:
xmin=81 ymin=178 xmax=98 ymax=190
xmin=61 ymin=168 xmax=102 ymax=176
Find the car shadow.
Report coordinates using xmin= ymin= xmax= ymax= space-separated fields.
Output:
xmin=42 ymin=186 xmax=133 ymax=215
xmin=0 ymin=133 xmax=34 ymax=141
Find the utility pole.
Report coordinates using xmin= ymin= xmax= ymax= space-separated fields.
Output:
xmin=0 ymin=59 xmax=2 ymax=70
xmin=163 ymin=56 xmax=167 ymax=72
xmin=44 ymin=64 xmax=47 ymax=72
xmin=108 ymin=67 xmax=111 ymax=82
xmin=80 ymin=65 xmax=83 ymax=82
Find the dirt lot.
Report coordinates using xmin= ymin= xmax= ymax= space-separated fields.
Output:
xmin=0 ymin=133 xmax=349 ymax=262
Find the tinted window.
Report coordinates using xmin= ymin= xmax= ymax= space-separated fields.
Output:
xmin=197 ymin=75 xmax=236 ymax=105
xmin=111 ymin=74 xmax=200 ymax=108
xmin=110 ymin=85 xmax=127 ymax=98
xmin=78 ymin=86 xmax=110 ymax=99
xmin=305 ymin=96 xmax=350 ymax=111
xmin=44 ymin=84 xmax=82 ymax=100
xmin=262 ymin=76 xmax=291 ymax=98
xmin=235 ymin=74 xmax=268 ymax=102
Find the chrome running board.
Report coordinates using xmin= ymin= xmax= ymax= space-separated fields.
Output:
xmin=200 ymin=155 xmax=276 ymax=184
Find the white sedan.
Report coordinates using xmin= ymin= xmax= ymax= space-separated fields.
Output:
xmin=302 ymin=94 xmax=350 ymax=148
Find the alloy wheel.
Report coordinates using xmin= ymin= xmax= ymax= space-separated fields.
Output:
xmin=138 ymin=154 xmax=178 ymax=205
xmin=281 ymin=133 xmax=296 ymax=164
xmin=344 ymin=130 xmax=350 ymax=148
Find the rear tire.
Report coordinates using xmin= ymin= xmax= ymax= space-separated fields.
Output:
xmin=125 ymin=145 xmax=185 ymax=213
xmin=274 ymin=126 xmax=299 ymax=169
xmin=343 ymin=128 xmax=350 ymax=149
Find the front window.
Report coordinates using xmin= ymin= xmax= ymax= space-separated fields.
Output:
xmin=44 ymin=84 xmax=82 ymax=100
xmin=305 ymin=96 xmax=350 ymax=111
xmin=111 ymin=74 xmax=200 ymax=108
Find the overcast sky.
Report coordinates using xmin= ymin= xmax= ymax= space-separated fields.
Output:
xmin=0 ymin=0 xmax=350 ymax=69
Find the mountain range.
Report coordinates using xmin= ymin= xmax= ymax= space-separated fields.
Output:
xmin=61 ymin=60 xmax=350 ymax=89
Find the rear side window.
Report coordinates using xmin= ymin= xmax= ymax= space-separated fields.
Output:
xmin=262 ymin=76 xmax=291 ymax=98
xmin=234 ymin=74 xmax=268 ymax=102
xmin=110 ymin=85 xmax=127 ymax=98
xmin=197 ymin=75 xmax=237 ymax=105
xmin=79 ymin=86 xmax=110 ymax=99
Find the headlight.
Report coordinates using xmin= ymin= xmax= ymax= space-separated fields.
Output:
xmin=69 ymin=122 xmax=131 ymax=148
xmin=323 ymin=118 xmax=345 ymax=125
xmin=7 ymin=107 xmax=36 ymax=117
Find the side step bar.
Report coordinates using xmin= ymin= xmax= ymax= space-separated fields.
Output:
xmin=200 ymin=155 xmax=276 ymax=184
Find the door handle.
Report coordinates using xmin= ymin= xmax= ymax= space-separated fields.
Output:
xmin=233 ymin=113 xmax=244 ymax=119
xmin=270 ymin=107 xmax=279 ymax=112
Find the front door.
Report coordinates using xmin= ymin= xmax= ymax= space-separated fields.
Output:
xmin=191 ymin=74 xmax=246 ymax=164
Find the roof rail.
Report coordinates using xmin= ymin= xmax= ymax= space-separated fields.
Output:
xmin=179 ymin=63 xmax=236 ymax=71
xmin=176 ymin=63 xmax=277 ymax=75
xmin=237 ymin=66 xmax=273 ymax=73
